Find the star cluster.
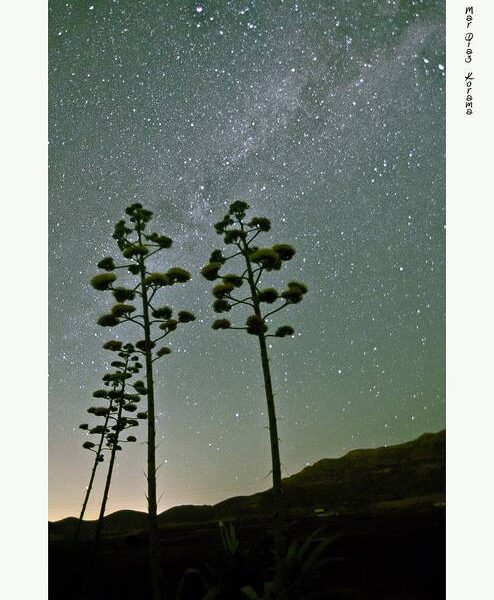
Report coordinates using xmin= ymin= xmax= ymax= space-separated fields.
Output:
xmin=49 ymin=0 xmax=445 ymax=521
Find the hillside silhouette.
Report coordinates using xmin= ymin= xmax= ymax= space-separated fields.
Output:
xmin=50 ymin=430 xmax=444 ymax=540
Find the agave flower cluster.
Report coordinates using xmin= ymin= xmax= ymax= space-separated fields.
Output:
xmin=89 ymin=203 xmax=195 ymax=360
xmin=201 ymin=200 xmax=308 ymax=337
xmin=79 ymin=341 xmax=147 ymax=457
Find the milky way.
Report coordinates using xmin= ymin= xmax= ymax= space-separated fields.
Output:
xmin=49 ymin=0 xmax=445 ymax=520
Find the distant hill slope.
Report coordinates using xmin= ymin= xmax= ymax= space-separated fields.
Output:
xmin=50 ymin=429 xmax=445 ymax=539
xmin=211 ymin=430 xmax=445 ymax=518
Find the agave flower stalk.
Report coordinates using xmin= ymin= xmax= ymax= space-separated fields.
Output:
xmin=90 ymin=203 xmax=195 ymax=600
xmin=74 ymin=369 xmax=120 ymax=543
xmin=201 ymin=201 xmax=307 ymax=597
xmin=92 ymin=343 xmax=143 ymax=550
xmin=75 ymin=341 xmax=143 ymax=543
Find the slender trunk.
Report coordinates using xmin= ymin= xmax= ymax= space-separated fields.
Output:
xmin=93 ymin=401 xmax=124 ymax=552
xmin=73 ymin=407 xmax=112 ymax=545
xmin=242 ymin=236 xmax=286 ymax=596
xmin=73 ymin=454 xmax=99 ymax=543
xmin=257 ymin=330 xmax=286 ymax=595
xmin=137 ymin=231 xmax=162 ymax=600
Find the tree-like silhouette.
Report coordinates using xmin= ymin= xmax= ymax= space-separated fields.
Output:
xmin=75 ymin=340 xmax=145 ymax=545
xmin=91 ymin=342 xmax=144 ymax=550
xmin=90 ymin=203 xmax=195 ymax=600
xmin=201 ymin=200 xmax=307 ymax=596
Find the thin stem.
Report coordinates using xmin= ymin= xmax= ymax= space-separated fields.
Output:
xmin=72 ymin=399 xmax=113 ymax=544
xmin=227 ymin=295 xmax=254 ymax=308
xmin=121 ymin=316 xmax=145 ymax=329
xmin=254 ymin=266 xmax=264 ymax=287
xmin=238 ymin=219 xmax=286 ymax=597
xmin=93 ymin=358 xmax=129 ymax=552
xmin=152 ymin=330 xmax=172 ymax=344
xmin=247 ymin=229 xmax=261 ymax=245
xmin=263 ymin=301 xmax=289 ymax=319
xmin=137 ymin=224 xmax=163 ymax=600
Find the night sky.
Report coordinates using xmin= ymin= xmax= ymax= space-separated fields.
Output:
xmin=48 ymin=0 xmax=445 ymax=522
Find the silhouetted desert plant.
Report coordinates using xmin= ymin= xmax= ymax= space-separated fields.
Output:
xmin=238 ymin=527 xmax=339 ymax=600
xmin=74 ymin=341 xmax=144 ymax=546
xmin=202 ymin=201 xmax=307 ymax=598
xmin=90 ymin=203 xmax=195 ymax=600
xmin=175 ymin=523 xmax=337 ymax=600
xmin=92 ymin=342 xmax=143 ymax=550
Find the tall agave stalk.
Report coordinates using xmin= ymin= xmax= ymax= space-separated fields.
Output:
xmin=75 ymin=340 xmax=145 ymax=546
xmin=201 ymin=200 xmax=307 ymax=597
xmin=90 ymin=203 xmax=195 ymax=600
xmin=92 ymin=342 xmax=144 ymax=550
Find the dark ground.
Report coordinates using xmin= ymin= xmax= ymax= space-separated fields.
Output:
xmin=49 ymin=503 xmax=445 ymax=600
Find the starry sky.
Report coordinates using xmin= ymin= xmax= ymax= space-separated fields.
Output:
xmin=48 ymin=0 xmax=445 ymax=522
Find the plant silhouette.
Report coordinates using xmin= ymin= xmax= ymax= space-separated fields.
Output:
xmin=92 ymin=341 xmax=144 ymax=550
xmin=74 ymin=340 xmax=145 ymax=546
xmin=201 ymin=200 xmax=307 ymax=598
xmin=90 ymin=203 xmax=195 ymax=600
